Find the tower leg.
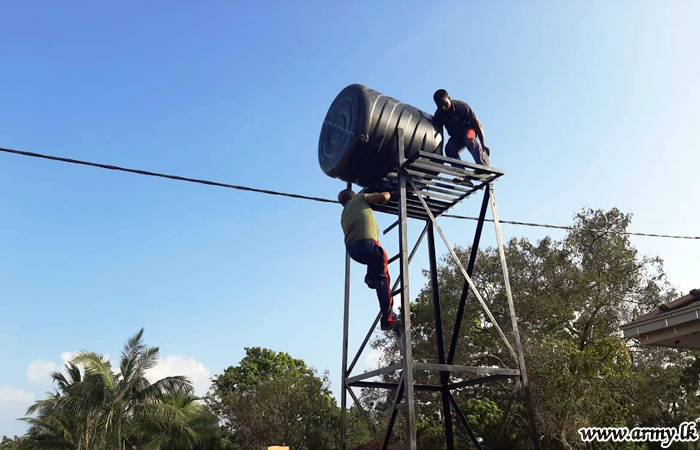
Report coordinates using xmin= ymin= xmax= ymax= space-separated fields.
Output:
xmin=396 ymin=129 xmax=417 ymax=450
xmin=341 ymin=181 xmax=352 ymax=450
xmin=427 ymin=224 xmax=455 ymax=450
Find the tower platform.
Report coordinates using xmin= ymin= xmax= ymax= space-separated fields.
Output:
xmin=367 ymin=151 xmax=504 ymax=220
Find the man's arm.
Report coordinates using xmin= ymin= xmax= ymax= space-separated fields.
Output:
xmin=433 ymin=109 xmax=443 ymax=130
xmin=474 ymin=116 xmax=486 ymax=149
xmin=365 ymin=192 xmax=392 ymax=204
xmin=464 ymin=103 xmax=486 ymax=147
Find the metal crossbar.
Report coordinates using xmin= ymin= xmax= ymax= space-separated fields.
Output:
xmin=413 ymin=363 xmax=520 ymax=376
xmin=345 ymin=364 xmax=402 ymax=384
xmin=449 ymin=374 xmax=518 ymax=390
xmin=346 ymin=380 xmax=444 ymax=392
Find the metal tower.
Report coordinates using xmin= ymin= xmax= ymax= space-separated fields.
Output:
xmin=339 ymin=129 xmax=539 ymax=450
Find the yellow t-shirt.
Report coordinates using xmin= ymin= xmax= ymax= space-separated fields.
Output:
xmin=341 ymin=194 xmax=379 ymax=246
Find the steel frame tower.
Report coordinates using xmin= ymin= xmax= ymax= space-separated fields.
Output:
xmin=339 ymin=129 xmax=539 ymax=450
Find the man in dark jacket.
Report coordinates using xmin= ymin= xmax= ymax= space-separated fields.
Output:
xmin=433 ymin=89 xmax=491 ymax=181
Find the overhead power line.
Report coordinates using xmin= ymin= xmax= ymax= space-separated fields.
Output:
xmin=1 ymin=146 xmax=698 ymax=241
xmin=442 ymin=213 xmax=699 ymax=240
xmin=0 ymin=147 xmax=337 ymax=205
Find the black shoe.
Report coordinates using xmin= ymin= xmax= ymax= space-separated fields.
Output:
xmin=381 ymin=313 xmax=403 ymax=331
xmin=381 ymin=319 xmax=403 ymax=331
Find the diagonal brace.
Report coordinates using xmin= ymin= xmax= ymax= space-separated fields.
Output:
xmin=406 ymin=174 xmax=518 ymax=363
xmin=448 ymin=391 xmax=483 ymax=450
xmin=489 ymin=183 xmax=540 ymax=450
xmin=347 ymin=386 xmax=380 ymax=443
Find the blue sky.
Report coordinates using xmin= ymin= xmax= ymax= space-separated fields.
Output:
xmin=1 ymin=0 xmax=699 ymax=437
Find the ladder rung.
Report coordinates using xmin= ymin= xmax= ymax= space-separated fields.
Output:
xmin=391 ymin=288 xmax=402 ymax=297
xmin=388 ymin=253 xmax=400 ymax=264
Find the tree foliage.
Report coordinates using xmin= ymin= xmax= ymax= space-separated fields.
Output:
xmin=207 ymin=347 xmax=344 ymax=450
xmin=369 ymin=208 xmax=697 ymax=449
xmin=0 ymin=436 xmax=28 ymax=450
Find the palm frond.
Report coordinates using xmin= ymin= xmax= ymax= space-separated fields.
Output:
xmin=119 ymin=351 xmax=138 ymax=385
xmin=71 ymin=352 xmax=115 ymax=392
xmin=22 ymin=415 xmax=75 ymax=445
xmin=51 ymin=371 xmax=69 ymax=391
xmin=138 ymin=376 xmax=194 ymax=401
xmin=25 ymin=394 xmax=60 ymax=415
xmin=139 ymin=346 xmax=160 ymax=372
xmin=132 ymin=402 xmax=199 ymax=441
xmin=65 ymin=362 xmax=83 ymax=384
xmin=122 ymin=328 xmax=146 ymax=360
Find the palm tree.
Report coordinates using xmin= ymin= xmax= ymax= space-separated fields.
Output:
xmin=23 ymin=329 xmax=216 ymax=450
xmin=136 ymin=393 xmax=218 ymax=450
xmin=24 ymin=362 xmax=102 ymax=450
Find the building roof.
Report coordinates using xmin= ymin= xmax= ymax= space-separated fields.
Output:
xmin=620 ymin=289 xmax=700 ymax=349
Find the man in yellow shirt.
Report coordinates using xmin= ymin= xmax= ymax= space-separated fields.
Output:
xmin=339 ymin=188 xmax=401 ymax=331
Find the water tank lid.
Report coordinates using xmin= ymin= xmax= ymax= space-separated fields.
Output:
xmin=318 ymin=84 xmax=370 ymax=178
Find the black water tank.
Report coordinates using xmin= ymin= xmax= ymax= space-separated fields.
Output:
xmin=318 ymin=84 xmax=443 ymax=187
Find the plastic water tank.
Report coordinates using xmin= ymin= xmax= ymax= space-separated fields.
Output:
xmin=318 ymin=84 xmax=443 ymax=187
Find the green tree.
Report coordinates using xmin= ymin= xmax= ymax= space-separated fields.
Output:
xmin=0 ymin=436 xmax=28 ymax=450
xmin=144 ymin=393 xmax=219 ymax=450
xmin=22 ymin=329 xmax=218 ymax=450
xmin=369 ymin=208 xmax=691 ymax=449
xmin=208 ymin=347 xmax=353 ymax=450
